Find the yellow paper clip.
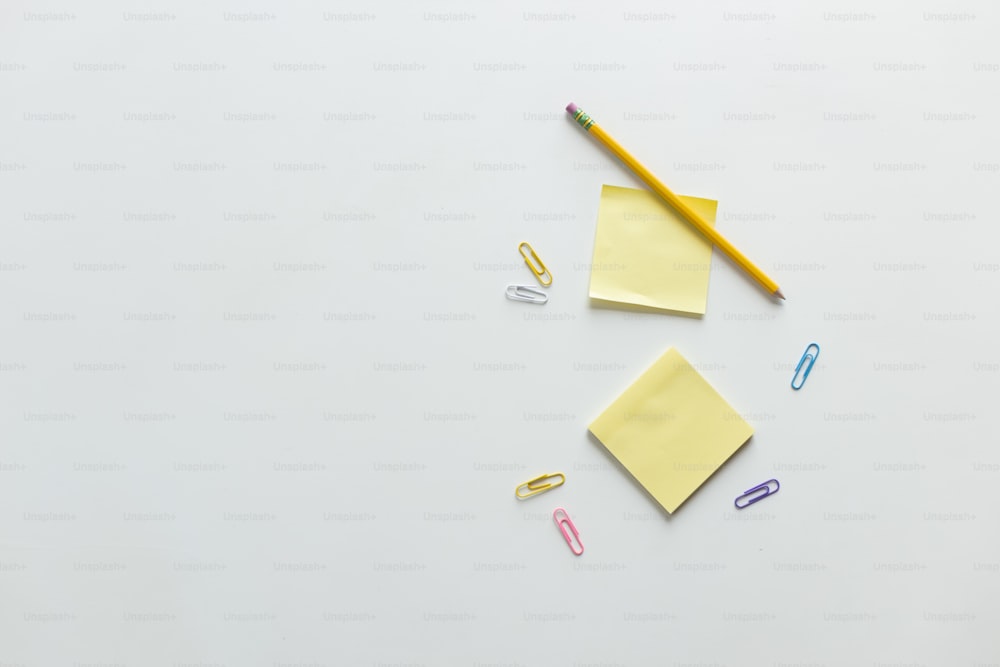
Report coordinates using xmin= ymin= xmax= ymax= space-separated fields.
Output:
xmin=515 ymin=472 xmax=565 ymax=499
xmin=518 ymin=241 xmax=552 ymax=286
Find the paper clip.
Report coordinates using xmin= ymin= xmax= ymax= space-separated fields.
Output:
xmin=734 ymin=479 xmax=780 ymax=509
xmin=515 ymin=472 xmax=565 ymax=499
xmin=518 ymin=242 xmax=552 ymax=286
xmin=553 ymin=508 xmax=583 ymax=556
xmin=791 ymin=343 xmax=820 ymax=390
xmin=505 ymin=284 xmax=548 ymax=305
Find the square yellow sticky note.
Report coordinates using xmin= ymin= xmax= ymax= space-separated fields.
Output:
xmin=589 ymin=184 xmax=717 ymax=315
xmin=589 ymin=348 xmax=753 ymax=513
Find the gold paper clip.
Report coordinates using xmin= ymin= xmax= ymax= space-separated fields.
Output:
xmin=515 ymin=472 xmax=565 ymax=499
xmin=518 ymin=241 xmax=552 ymax=286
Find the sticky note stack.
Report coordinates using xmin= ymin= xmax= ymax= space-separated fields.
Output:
xmin=589 ymin=185 xmax=717 ymax=316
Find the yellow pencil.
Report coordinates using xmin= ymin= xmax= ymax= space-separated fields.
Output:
xmin=566 ymin=103 xmax=784 ymax=300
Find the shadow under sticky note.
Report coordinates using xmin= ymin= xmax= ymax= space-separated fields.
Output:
xmin=588 ymin=348 xmax=753 ymax=513
xmin=589 ymin=184 xmax=716 ymax=316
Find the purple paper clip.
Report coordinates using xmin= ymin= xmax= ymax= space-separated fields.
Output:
xmin=734 ymin=479 xmax=780 ymax=509
xmin=553 ymin=508 xmax=583 ymax=556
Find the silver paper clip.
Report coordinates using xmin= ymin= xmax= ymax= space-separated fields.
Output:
xmin=734 ymin=479 xmax=780 ymax=509
xmin=791 ymin=343 xmax=820 ymax=390
xmin=505 ymin=284 xmax=548 ymax=304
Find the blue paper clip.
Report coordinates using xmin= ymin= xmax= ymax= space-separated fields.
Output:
xmin=791 ymin=343 xmax=820 ymax=390
xmin=734 ymin=479 xmax=779 ymax=509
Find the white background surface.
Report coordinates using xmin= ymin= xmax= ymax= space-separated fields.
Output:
xmin=2 ymin=1 xmax=999 ymax=665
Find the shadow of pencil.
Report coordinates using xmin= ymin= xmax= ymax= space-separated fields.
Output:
xmin=564 ymin=112 xmax=648 ymax=191
xmin=588 ymin=297 xmax=704 ymax=320
xmin=711 ymin=248 xmax=788 ymax=304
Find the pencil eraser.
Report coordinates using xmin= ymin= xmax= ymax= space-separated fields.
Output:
xmin=566 ymin=102 xmax=578 ymax=115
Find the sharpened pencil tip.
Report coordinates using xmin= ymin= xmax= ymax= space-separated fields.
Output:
xmin=775 ymin=288 xmax=786 ymax=300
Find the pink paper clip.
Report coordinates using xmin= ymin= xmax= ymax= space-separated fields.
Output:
xmin=553 ymin=508 xmax=583 ymax=556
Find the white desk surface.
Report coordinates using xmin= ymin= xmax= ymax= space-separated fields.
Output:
xmin=2 ymin=2 xmax=998 ymax=665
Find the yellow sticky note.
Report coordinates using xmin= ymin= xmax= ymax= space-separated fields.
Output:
xmin=589 ymin=184 xmax=716 ymax=315
xmin=589 ymin=348 xmax=753 ymax=513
